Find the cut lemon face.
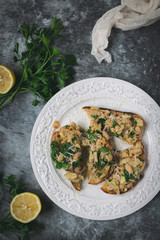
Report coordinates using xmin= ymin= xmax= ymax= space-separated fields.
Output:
xmin=0 ymin=65 xmax=16 ymax=94
xmin=10 ymin=192 xmax=42 ymax=223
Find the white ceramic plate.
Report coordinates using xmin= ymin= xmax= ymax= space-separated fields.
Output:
xmin=30 ymin=77 xmax=160 ymax=220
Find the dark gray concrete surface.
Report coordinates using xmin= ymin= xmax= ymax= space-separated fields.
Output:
xmin=0 ymin=0 xmax=160 ymax=239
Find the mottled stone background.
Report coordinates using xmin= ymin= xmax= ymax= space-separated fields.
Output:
xmin=0 ymin=0 xmax=160 ymax=239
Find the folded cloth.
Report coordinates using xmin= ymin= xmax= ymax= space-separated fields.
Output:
xmin=91 ymin=0 xmax=160 ymax=64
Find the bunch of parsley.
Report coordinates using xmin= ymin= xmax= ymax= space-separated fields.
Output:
xmin=0 ymin=18 xmax=76 ymax=109
xmin=0 ymin=173 xmax=40 ymax=239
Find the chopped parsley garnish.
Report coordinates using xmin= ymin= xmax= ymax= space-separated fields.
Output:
xmin=92 ymin=115 xmax=98 ymax=120
xmin=72 ymin=137 xmax=77 ymax=143
xmin=112 ymin=119 xmax=117 ymax=128
xmin=95 ymin=130 xmax=101 ymax=134
xmin=98 ymin=147 xmax=110 ymax=154
xmin=108 ymin=161 xmax=114 ymax=165
xmin=94 ymin=159 xmax=107 ymax=168
xmin=51 ymin=141 xmax=79 ymax=170
xmin=86 ymin=127 xmax=97 ymax=143
xmin=129 ymin=131 xmax=135 ymax=138
xmin=65 ymin=125 xmax=69 ymax=129
xmin=98 ymin=173 xmax=102 ymax=178
xmin=133 ymin=120 xmax=137 ymax=126
xmin=56 ymin=162 xmax=63 ymax=169
xmin=51 ymin=141 xmax=71 ymax=170
xmin=124 ymin=169 xmax=135 ymax=182
xmin=73 ymin=158 xmax=82 ymax=167
xmin=86 ymin=126 xmax=91 ymax=134
xmin=98 ymin=118 xmax=106 ymax=126
xmin=135 ymin=178 xmax=139 ymax=183
xmin=61 ymin=158 xmax=71 ymax=169
xmin=89 ymin=133 xmax=97 ymax=143
xmin=51 ymin=141 xmax=59 ymax=162
xmin=111 ymin=131 xmax=120 ymax=138
xmin=139 ymin=154 xmax=142 ymax=157
xmin=61 ymin=142 xmax=73 ymax=157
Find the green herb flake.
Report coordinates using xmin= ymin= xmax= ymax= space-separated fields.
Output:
xmin=135 ymin=178 xmax=139 ymax=183
xmin=92 ymin=115 xmax=98 ymax=120
xmin=99 ymin=147 xmax=110 ymax=154
xmin=95 ymin=130 xmax=101 ymax=134
xmin=111 ymin=131 xmax=120 ymax=138
xmin=94 ymin=159 xmax=107 ymax=168
xmin=61 ymin=142 xmax=73 ymax=157
xmin=86 ymin=126 xmax=91 ymax=134
xmin=56 ymin=162 xmax=63 ymax=169
xmin=112 ymin=119 xmax=117 ymax=128
xmin=90 ymin=133 xmax=97 ymax=143
xmin=108 ymin=161 xmax=114 ymax=166
xmin=130 ymin=131 xmax=135 ymax=138
xmin=73 ymin=158 xmax=82 ymax=167
xmin=65 ymin=125 xmax=69 ymax=129
xmin=51 ymin=141 xmax=59 ymax=162
xmin=98 ymin=118 xmax=106 ymax=126
xmin=124 ymin=169 xmax=135 ymax=182
xmin=100 ymin=159 xmax=107 ymax=166
xmin=98 ymin=173 xmax=102 ymax=178
xmin=133 ymin=120 xmax=137 ymax=126
xmin=139 ymin=154 xmax=142 ymax=157
xmin=72 ymin=137 xmax=77 ymax=143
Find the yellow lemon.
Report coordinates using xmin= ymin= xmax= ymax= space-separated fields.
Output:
xmin=10 ymin=192 xmax=42 ymax=223
xmin=0 ymin=65 xmax=16 ymax=94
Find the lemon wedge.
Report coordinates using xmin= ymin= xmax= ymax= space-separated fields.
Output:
xmin=0 ymin=65 xmax=16 ymax=94
xmin=10 ymin=192 xmax=42 ymax=223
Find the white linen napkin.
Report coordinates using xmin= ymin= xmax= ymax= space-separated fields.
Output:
xmin=91 ymin=0 xmax=160 ymax=64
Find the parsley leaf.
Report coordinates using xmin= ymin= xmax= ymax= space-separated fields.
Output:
xmin=98 ymin=173 xmax=102 ymax=178
xmin=73 ymin=158 xmax=82 ymax=167
xmin=95 ymin=130 xmax=101 ymax=134
xmin=86 ymin=126 xmax=91 ymax=134
xmin=56 ymin=162 xmax=63 ymax=169
xmin=98 ymin=147 xmax=110 ymax=154
xmin=72 ymin=137 xmax=77 ymax=143
xmin=124 ymin=169 xmax=135 ymax=182
xmin=92 ymin=115 xmax=98 ymax=120
xmin=108 ymin=161 xmax=114 ymax=165
xmin=133 ymin=120 xmax=137 ymax=126
xmin=112 ymin=119 xmax=117 ymax=128
xmin=61 ymin=142 xmax=72 ymax=157
xmin=129 ymin=131 xmax=135 ymax=138
xmin=4 ymin=175 xmax=25 ymax=197
xmin=98 ymin=118 xmax=106 ymax=126
xmin=89 ymin=133 xmax=97 ymax=143
xmin=0 ymin=18 xmax=76 ymax=109
xmin=86 ymin=127 xmax=97 ymax=143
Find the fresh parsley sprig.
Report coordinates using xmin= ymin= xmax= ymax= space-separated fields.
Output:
xmin=0 ymin=174 xmax=40 ymax=239
xmin=0 ymin=18 xmax=76 ymax=109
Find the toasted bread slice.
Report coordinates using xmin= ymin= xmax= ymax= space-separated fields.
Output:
xmin=83 ymin=106 xmax=144 ymax=144
xmin=84 ymin=107 xmax=117 ymax=185
xmin=101 ymin=140 xmax=145 ymax=194
xmin=51 ymin=122 xmax=85 ymax=191
xmin=83 ymin=106 xmax=145 ymax=194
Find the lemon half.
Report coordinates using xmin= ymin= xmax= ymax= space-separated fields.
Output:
xmin=0 ymin=65 xmax=16 ymax=94
xmin=10 ymin=192 xmax=42 ymax=223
